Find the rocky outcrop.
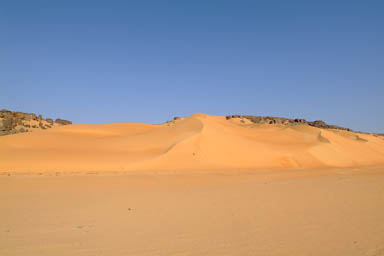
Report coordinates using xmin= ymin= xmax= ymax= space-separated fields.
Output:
xmin=225 ymin=115 xmax=352 ymax=131
xmin=55 ymin=119 xmax=72 ymax=125
xmin=0 ymin=109 xmax=72 ymax=136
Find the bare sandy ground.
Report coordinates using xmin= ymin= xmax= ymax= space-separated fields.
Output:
xmin=1 ymin=167 xmax=384 ymax=256
xmin=1 ymin=114 xmax=384 ymax=172
xmin=1 ymin=114 xmax=384 ymax=255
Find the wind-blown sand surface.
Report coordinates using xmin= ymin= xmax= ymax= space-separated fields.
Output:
xmin=1 ymin=113 xmax=384 ymax=172
xmin=1 ymin=167 xmax=384 ymax=256
xmin=1 ymin=114 xmax=384 ymax=255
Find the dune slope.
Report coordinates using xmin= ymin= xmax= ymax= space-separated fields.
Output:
xmin=0 ymin=114 xmax=383 ymax=172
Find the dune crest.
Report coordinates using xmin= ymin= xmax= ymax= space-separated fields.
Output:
xmin=1 ymin=114 xmax=383 ymax=172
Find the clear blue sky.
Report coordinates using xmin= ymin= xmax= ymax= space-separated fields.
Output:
xmin=1 ymin=1 xmax=383 ymax=132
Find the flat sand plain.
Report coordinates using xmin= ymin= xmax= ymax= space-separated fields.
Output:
xmin=1 ymin=167 xmax=384 ymax=256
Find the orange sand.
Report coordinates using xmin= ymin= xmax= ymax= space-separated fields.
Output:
xmin=1 ymin=167 xmax=384 ymax=256
xmin=2 ymin=114 xmax=384 ymax=255
xmin=0 ymin=114 xmax=383 ymax=172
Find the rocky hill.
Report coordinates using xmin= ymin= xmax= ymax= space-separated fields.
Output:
xmin=226 ymin=115 xmax=353 ymax=130
xmin=224 ymin=115 xmax=384 ymax=137
xmin=0 ymin=109 xmax=72 ymax=136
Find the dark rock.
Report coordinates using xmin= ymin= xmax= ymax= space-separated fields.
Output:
xmin=0 ymin=110 xmax=12 ymax=119
xmin=24 ymin=114 xmax=35 ymax=121
xmin=294 ymin=118 xmax=306 ymax=123
xmin=308 ymin=120 xmax=351 ymax=131
xmin=55 ymin=119 xmax=72 ymax=125
xmin=1 ymin=109 xmax=72 ymax=136
xmin=226 ymin=115 xmax=356 ymax=133
xmin=309 ymin=120 xmax=327 ymax=128
xmin=14 ymin=112 xmax=26 ymax=120
xmin=0 ymin=119 xmax=14 ymax=131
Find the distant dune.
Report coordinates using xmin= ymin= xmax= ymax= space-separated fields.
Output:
xmin=0 ymin=113 xmax=384 ymax=172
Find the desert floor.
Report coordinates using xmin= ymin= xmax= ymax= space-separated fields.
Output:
xmin=1 ymin=167 xmax=384 ymax=256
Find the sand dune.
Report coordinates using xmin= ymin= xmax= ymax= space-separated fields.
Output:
xmin=1 ymin=113 xmax=384 ymax=172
